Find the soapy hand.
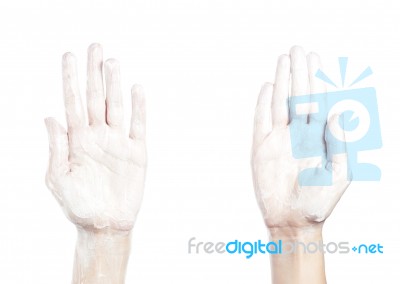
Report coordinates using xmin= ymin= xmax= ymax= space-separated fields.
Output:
xmin=251 ymin=46 xmax=351 ymax=232
xmin=45 ymin=44 xmax=146 ymax=232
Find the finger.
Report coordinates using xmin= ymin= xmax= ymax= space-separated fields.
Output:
xmin=129 ymin=84 xmax=146 ymax=140
xmin=87 ymin=43 xmax=106 ymax=125
xmin=290 ymin=46 xmax=309 ymax=97
xmin=44 ymin=117 xmax=69 ymax=180
xmin=290 ymin=46 xmax=309 ymax=123
xmin=105 ymin=59 xmax=124 ymax=129
xmin=271 ymin=54 xmax=290 ymax=128
xmin=253 ymin=83 xmax=273 ymax=146
xmin=307 ymin=52 xmax=326 ymax=95
xmin=325 ymin=114 xmax=347 ymax=167
xmin=307 ymin=52 xmax=327 ymax=123
xmin=62 ymin=52 xmax=85 ymax=129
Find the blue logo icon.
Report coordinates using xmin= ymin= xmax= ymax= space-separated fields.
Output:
xmin=289 ymin=57 xmax=382 ymax=186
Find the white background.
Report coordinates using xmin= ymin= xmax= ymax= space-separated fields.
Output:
xmin=0 ymin=0 xmax=399 ymax=283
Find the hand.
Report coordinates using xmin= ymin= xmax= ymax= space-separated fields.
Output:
xmin=45 ymin=43 xmax=146 ymax=232
xmin=251 ymin=46 xmax=351 ymax=234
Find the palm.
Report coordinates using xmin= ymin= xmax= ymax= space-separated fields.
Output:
xmin=57 ymin=126 xmax=145 ymax=230
xmin=253 ymin=126 xmax=349 ymax=228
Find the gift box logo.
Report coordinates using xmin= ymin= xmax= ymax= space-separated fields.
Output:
xmin=289 ymin=58 xmax=382 ymax=186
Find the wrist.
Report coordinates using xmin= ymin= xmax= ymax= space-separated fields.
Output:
xmin=268 ymin=224 xmax=323 ymax=242
xmin=267 ymin=225 xmax=326 ymax=284
xmin=76 ymin=227 xmax=132 ymax=255
xmin=73 ymin=227 xmax=132 ymax=284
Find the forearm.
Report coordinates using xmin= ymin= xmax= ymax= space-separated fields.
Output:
xmin=72 ymin=228 xmax=132 ymax=284
xmin=268 ymin=225 xmax=326 ymax=284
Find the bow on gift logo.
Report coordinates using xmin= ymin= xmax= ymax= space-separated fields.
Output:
xmin=289 ymin=57 xmax=382 ymax=186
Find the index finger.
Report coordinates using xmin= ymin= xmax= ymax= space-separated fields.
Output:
xmin=62 ymin=52 xmax=85 ymax=129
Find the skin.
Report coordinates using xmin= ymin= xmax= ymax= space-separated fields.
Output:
xmin=44 ymin=43 xmax=348 ymax=283
xmin=45 ymin=43 xmax=146 ymax=284
xmin=251 ymin=46 xmax=351 ymax=284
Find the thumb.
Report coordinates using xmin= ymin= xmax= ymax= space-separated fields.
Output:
xmin=44 ymin=117 xmax=69 ymax=189
xmin=129 ymin=84 xmax=146 ymax=140
xmin=325 ymin=113 xmax=349 ymax=176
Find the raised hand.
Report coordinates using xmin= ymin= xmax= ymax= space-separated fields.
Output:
xmin=45 ymin=43 xmax=146 ymax=232
xmin=251 ymin=46 xmax=351 ymax=233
